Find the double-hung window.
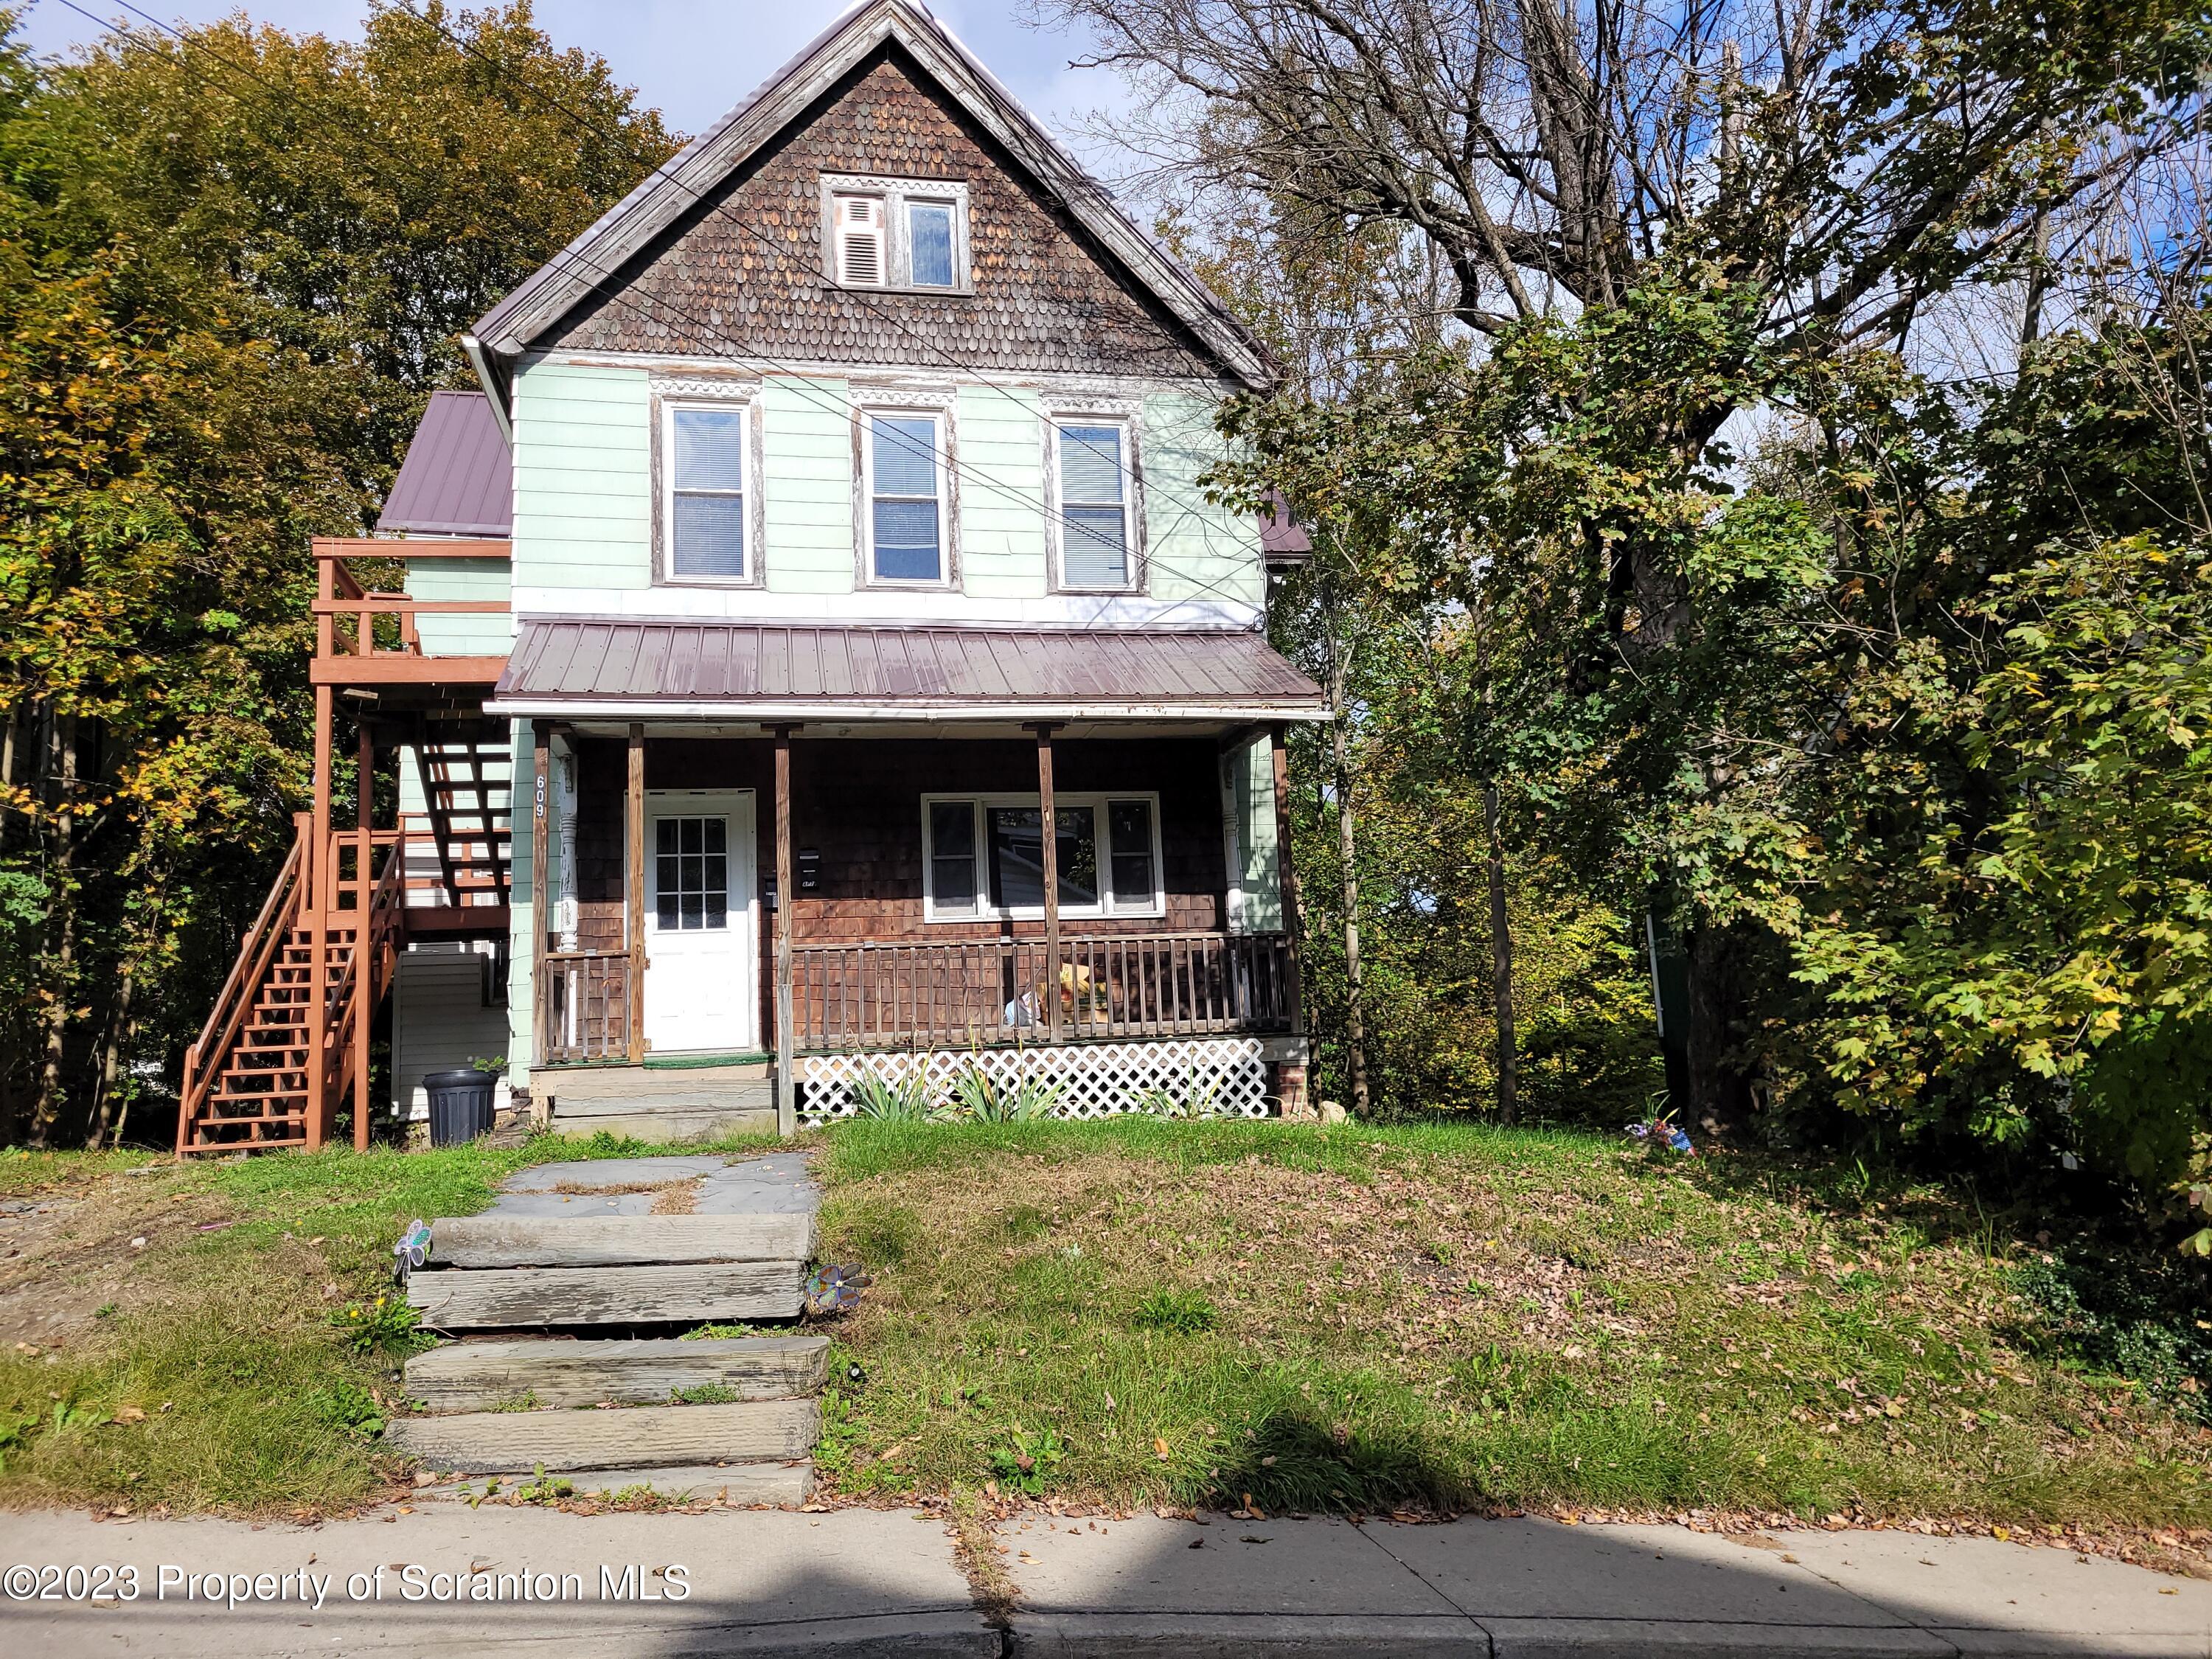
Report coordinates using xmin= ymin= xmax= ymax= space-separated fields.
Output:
xmin=825 ymin=176 xmax=969 ymax=291
xmin=1055 ymin=420 xmax=1136 ymax=589
xmin=664 ymin=401 xmax=751 ymax=580
xmin=865 ymin=411 xmax=947 ymax=584
xmin=922 ymin=793 xmax=1163 ymax=919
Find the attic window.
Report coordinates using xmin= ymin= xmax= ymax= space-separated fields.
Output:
xmin=823 ymin=175 xmax=969 ymax=292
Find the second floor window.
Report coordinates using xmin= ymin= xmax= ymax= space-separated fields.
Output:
xmin=1057 ymin=421 xmax=1135 ymax=589
xmin=867 ymin=412 xmax=945 ymax=584
xmin=667 ymin=403 xmax=748 ymax=579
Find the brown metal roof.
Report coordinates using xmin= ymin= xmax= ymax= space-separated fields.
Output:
xmin=378 ymin=391 xmax=512 ymax=537
xmin=490 ymin=621 xmax=1327 ymax=721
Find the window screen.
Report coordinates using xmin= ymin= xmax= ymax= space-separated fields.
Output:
xmin=654 ymin=815 xmax=728 ymax=931
xmin=929 ymin=801 xmax=978 ymax=914
xmin=669 ymin=406 xmax=747 ymax=578
xmin=871 ymin=415 xmax=943 ymax=582
xmin=1108 ymin=799 xmax=1156 ymax=912
xmin=1058 ymin=423 xmax=1130 ymax=587
xmin=908 ymin=200 xmax=956 ymax=287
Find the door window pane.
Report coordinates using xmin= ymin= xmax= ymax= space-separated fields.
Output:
xmin=1058 ymin=424 xmax=1129 ymax=587
xmin=653 ymin=815 xmax=730 ymax=931
xmin=908 ymin=201 xmax=956 ymax=287
xmin=1108 ymin=799 xmax=1155 ymax=911
xmin=871 ymin=416 xmax=942 ymax=582
xmin=930 ymin=801 xmax=978 ymax=913
xmin=670 ymin=406 xmax=746 ymax=577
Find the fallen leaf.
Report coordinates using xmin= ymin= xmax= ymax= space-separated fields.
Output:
xmin=1154 ymin=1438 xmax=1170 ymax=1461
xmin=114 ymin=1405 xmax=145 ymax=1423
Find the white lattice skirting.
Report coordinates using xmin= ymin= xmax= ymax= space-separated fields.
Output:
xmin=798 ymin=1038 xmax=1272 ymax=1124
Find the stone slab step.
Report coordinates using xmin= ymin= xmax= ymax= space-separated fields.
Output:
xmin=406 ymin=1261 xmax=802 ymax=1329
xmin=549 ymin=1107 xmax=778 ymax=1144
xmin=405 ymin=1334 xmax=831 ymax=1411
xmin=432 ymin=1461 xmax=814 ymax=1506
xmin=428 ymin=1213 xmax=815 ymax=1268
xmin=383 ymin=1398 xmax=818 ymax=1473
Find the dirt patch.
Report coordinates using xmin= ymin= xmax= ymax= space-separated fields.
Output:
xmin=0 ymin=1174 xmax=237 ymax=1352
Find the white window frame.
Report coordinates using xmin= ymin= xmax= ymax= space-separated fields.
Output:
xmin=920 ymin=791 xmax=1166 ymax=922
xmin=655 ymin=387 xmax=764 ymax=588
xmin=821 ymin=175 xmax=972 ymax=293
xmin=1044 ymin=410 xmax=1144 ymax=594
xmin=856 ymin=402 xmax=959 ymax=589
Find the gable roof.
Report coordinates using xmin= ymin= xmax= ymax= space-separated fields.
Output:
xmin=377 ymin=391 xmax=512 ymax=537
xmin=467 ymin=0 xmax=1271 ymax=394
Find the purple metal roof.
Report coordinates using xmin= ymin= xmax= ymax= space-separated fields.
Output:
xmin=378 ymin=390 xmax=512 ymax=537
xmin=492 ymin=621 xmax=1327 ymax=720
xmin=1259 ymin=492 xmax=1312 ymax=563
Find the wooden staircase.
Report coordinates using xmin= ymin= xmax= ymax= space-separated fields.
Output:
xmin=389 ymin=1208 xmax=826 ymax=1502
xmin=411 ymin=728 xmax=512 ymax=914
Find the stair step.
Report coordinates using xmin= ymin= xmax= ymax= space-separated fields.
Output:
xmin=428 ymin=1214 xmax=815 ymax=1269
xmin=383 ymin=1399 xmax=816 ymax=1473
xmin=404 ymin=1335 xmax=830 ymax=1411
xmin=406 ymin=1261 xmax=804 ymax=1328
xmin=430 ymin=1461 xmax=813 ymax=1506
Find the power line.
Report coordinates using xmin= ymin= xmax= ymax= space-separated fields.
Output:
xmin=60 ymin=0 xmax=1271 ymax=622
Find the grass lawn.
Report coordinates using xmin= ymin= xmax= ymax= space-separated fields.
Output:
xmin=811 ymin=1120 xmax=2212 ymax=1533
xmin=1 ymin=1119 xmax=2208 ymax=1540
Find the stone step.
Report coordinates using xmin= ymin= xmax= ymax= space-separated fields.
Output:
xmin=405 ymin=1334 xmax=831 ymax=1412
xmin=406 ymin=1260 xmax=802 ymax=1329
xmin=432 ymin=1460 xmax=813 ymax=1506
xmin=548 ymin=1107 xmax=778 ymax=1144
xmin=383 ymin=1398 xmax=818 ymax=1473
xmin=428 ymin=1212 xmax=815 ymax=1268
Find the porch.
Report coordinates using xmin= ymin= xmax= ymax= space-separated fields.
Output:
xmin=493 ymin=619 xmax=1328 ymax=1130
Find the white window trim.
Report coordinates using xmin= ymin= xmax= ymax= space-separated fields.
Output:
xmin=921 ymin=791 xmax=1166 ymax=922
xmin=820 ymin=174 xmax=973 ymax=293
xmin=855 ymin=402 xmax=959 ymax=590
xmin=655 ymin=391 xmax=765 ymax=588
xmin=1043 ymin=406 xmax=1146 ymax=594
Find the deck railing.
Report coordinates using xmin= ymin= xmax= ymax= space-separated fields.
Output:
xmin=791 ymin=931 xmax=1293 ymax=1052
xmin=540 ymin=950 xmax=634 ymax=1064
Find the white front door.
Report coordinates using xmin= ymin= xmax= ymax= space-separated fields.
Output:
xmin=642 ymin=790 xmax=757 ymax=1055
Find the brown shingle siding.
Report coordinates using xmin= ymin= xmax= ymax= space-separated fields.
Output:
xmin=543 ymin=50 xmax=1220 ymax=382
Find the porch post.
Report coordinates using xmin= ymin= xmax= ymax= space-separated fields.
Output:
xmin=1033 ymin=723 xmax=1062 ymax=1041
xmin=305 ymin=681 xmax=333 ymax=1151
xmin=773 ymin=727 xmax=796 ymax=1136
xmin=626 ymin=723 xmax=646 ymax=1063
xmin=531 ymin=721 xmax=550 ymax=1072
xmin=1270 ymin=723 xmax=1310 ymax=1119
xmin=352 ymin=717 xmax=374 ymax=1150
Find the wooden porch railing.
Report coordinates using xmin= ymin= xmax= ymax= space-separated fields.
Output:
xmin=539 ymin=950 xmax=635 ymax=1064
xmin=790 ymin=931 xmax=1293 ymax=1053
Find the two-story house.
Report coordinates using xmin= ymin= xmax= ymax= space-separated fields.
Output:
xmin=175 ymin=0 xmax=1326 ymax=1155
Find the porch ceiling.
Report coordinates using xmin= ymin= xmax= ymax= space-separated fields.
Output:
xmin=487 ymin=620 xmax=1329 ymax=725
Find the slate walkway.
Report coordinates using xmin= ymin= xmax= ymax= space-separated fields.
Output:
xmin=4 ymin=1506 xmax=2207 ymax=1657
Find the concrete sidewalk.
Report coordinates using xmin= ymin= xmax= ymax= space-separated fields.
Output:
xmin=1 ymin=1505 xmax=2205 ymax=1657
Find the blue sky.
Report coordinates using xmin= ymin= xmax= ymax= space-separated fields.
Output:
xmin=15 ymin=0 xmax=1123 ymax=139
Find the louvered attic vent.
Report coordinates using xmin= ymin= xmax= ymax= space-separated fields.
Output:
xmin=837 ymin=194 xmax=885 ymax=287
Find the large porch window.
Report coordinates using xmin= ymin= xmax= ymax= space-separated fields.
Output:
xmin=922 ymin=793 xmax=1162 ymax=920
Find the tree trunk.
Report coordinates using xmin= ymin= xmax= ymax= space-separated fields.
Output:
xmin=32 ymin=712 xmax=78 ymax=1147
xmin=1685 ymin=924 xmax=1752 ymax=1133
xmin=1484 ymin=784 xmax=1517 ymax=1124
xmin=86 ymin=966 xmax=136 ymax=1150
xmin=1327 ymin=621 xmax=1369 ymax=1117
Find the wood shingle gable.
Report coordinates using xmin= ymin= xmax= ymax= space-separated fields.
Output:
xmin=468 ymin=0 xmax=1271 ymax=392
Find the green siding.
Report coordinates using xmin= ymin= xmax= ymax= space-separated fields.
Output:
xmin=762 ymin=377 xmax=854 ymax=594
xmin=958 ymin=386 xmax=1048 ymax=597
xmin=405 ymin=556 xmax=512 ymax=655
xmin=512 ymin=361 xmax=651 ymax=590
xmin=1143 ymin=392 xmax=1262 ymax=608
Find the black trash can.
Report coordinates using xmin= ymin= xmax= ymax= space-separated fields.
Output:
xmin=424 ymin=1068 xmax=497 ymax=1147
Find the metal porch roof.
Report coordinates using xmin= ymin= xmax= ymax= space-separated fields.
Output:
xmin=489 ymin=621 xmax=1327 ymax=722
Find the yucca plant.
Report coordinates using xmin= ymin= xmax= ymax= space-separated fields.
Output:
xmin=846 ymin=1067 xmax=936 ymax=1121
xmin=950 ymin=1064 xmax=1065 ymax=1122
